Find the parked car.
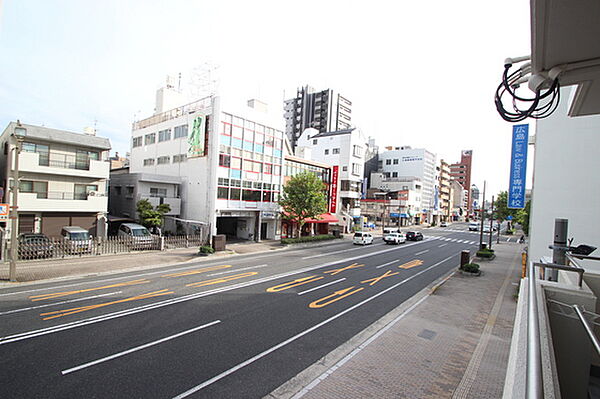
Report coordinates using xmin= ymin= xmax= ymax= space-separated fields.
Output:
xmin=18 ymin=233 xmax=54 ymax=259
xmin=118 ymin=223 xmax=155 ymax=249
xmin=61 ymin=226 xmax=93 ymax=254
xmin=383 ymin=232 xmax=406 ymax=245
xmin=468 ymin=222 xmax=479 ymax=231
xmin=353 ymin=232 xmax=374 ymax=245
xmin=382 ymin=227 xmax=399 ymax=238
xmin=483 ymin=224 xmax=492 ymax=233
xmin=405 ymin=231 xmax=424 ymax=241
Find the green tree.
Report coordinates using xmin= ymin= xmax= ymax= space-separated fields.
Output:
xmin=136 ymin=199 xmax=171 ymax=229
xmin=516 ymin=200 xmax=531 ymax=235
xmin=494 ymin=191 xmax=518 ymax=221
xmin=279 ymin=172 xmax=328 ymax=238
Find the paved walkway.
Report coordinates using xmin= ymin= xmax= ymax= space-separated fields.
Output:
xmin=279 ymin=241 xmax=523 ymax=399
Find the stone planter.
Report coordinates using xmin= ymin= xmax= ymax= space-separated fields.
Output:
xmin=459 ymin=269 xmax=482 ymax=277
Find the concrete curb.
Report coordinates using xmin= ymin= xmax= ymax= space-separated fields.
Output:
xmin=264 ymin=266 xmax=458 ymax=399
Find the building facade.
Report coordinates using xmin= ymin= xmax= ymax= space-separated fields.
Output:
xmin=284 ymin=86 xmax=352 ymax=148
xmin=450 ymin=149 xmax=473 ymax=213
xmin=0 ymin=122 xmax=111 ymax=238
xmin=439 ymin=160 xmax=452 ymax=222
xmin=128 ymin=86 xmax=285 ymax=241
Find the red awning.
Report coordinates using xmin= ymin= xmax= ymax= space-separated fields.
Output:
xmin=305 ymin=213 xmax=339 ymax=223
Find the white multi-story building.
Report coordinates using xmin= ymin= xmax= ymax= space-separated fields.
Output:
xmin=0 ymin=122 xmax=111 ymax=238
xmin=128 ymin=85 xmax=285 ymax=241
xmin=375 ymin=146 xmax=438 ymax=223
xmin=295 ymin=127 xmax=367 ymax=230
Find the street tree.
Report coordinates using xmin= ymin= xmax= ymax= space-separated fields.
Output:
xmin=495 ymin=191 xmax=518 ymax=221
xmin=279 ymin=172 xmax=328 ymax=238
xmin=136 ymin=199 xmax=171 ymax=230
xmin=516 ymin=200 xmax=531 ymax=235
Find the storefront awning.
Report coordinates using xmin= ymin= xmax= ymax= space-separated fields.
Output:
xmin=305 ymin=213 xmax=339 ymax=223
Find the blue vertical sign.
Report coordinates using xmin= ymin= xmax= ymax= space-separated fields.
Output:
xmin=508 ymin=124 xmax=529 ymax=209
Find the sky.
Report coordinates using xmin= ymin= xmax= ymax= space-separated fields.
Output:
xmin=0 ymin=0 xmax=533 ymax=197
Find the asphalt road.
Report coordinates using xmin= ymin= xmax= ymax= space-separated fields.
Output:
xmin=0 ymin=223 xmax=492 ymax=398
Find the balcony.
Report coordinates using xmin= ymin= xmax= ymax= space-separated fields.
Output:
xmin=18 ymin=151 xmax=109 ymax=179
xmin=138 ymin=195 xmax=181 ymax=216
xmin=18 ymin=192 xmax=108 ymax=213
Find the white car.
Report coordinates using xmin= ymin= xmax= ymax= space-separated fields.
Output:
xmin=383 ymin=232 xmax=406 ymax=245
xmin=440 ymin=221 xmax=448 ymax=227
xmin=468 ymin=222 xmax=479 ymax=231
xmin=353 ymin=232 xmax=374 ymax=245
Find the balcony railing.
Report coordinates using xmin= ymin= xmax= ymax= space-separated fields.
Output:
xmin=25 ymin=151 xmax=94 ymax=171
xmin=132 ymin=96 xmax=212 ymax=130
xmin=25 ymin=191 xmax=100 ymax=200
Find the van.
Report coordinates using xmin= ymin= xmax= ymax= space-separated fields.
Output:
xmin=383 ymin=227 xmax=399 ymax=235
xmin=118 ymin=223 xmax=154 ymax=249
xmin=61 ymin=226 xmax=93 ymax=254
xmin=353 ymin=232 xmax=374 ymax=245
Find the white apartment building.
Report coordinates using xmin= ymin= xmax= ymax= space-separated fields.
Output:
xmin=129 ymin=86 xmax=285 ymax=241
xmin=295 ymin=127 xmax=367 ymax=230
xmin=376 ymin=146 xmax=438 ymax=224
xmin=0 ymin=122 xmax=111 ymax=238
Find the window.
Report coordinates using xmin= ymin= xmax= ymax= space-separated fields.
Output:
xmin=158 ymin=129 xmax=171 ymax=142
xmin=157 ymin=156 xmax=170 ymax=165
xmin=132 ymin=137 xmax=143 ymax=147
xmin=392 ymin=172 xmax=398 ymax=178
xmin=217 ymin=187 xmax=229 ymax=199
xmin=144 ymin=158 xmax=155 ymax=166
xmin=20 ymin=180 xmax=48 ymax=198
xmin=173 ymin=154 xmax=187 ymax=163
xmin=150 ymin=187 xmax=167 ymax=197
xmin=174 ymin=125 xmax=188 ymax=138
xmin=353 ymin=145 xmax=363 ymax=157
xmin=126 ymin=187 xmax=134 ymax=197
xmin=230 ymin=157 xmax=241 ymax=169
xmin=324 ymin=149 xmax=329 ymax=155
xmin=393 ymin=159 xmax=399 ymax=165
xmin=242 ymin=189 xmax=261 ymax=201
xmin=342 ymin=166 xmax=348 ymax=172
xmin=22 ymin=142 xmax=49 ymax=166
xmin=333 ymin=148 xmax=340 ymax=154
xmin=313 ymin=139 xmax=318 ymax=145
xmin=273 ymin=165 xmax=281 ymax=175
xmin=74 ymin=184 xmax=98 ymax=200
xmin=145 ymin=133 xmax=156 ymax=145
xmin=385 ymin=159 xmax=391 ymax=165
xmin=219 ymin=154 xmax=231 ymax=167
xmin=264 ymin=163 xmax=272 ymax=174
xmin=114 ymin=186 xmax=122 ymax=195
xmin=352 ymin=163 xmax=361 ymax=176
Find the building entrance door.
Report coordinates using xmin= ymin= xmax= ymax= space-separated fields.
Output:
xmin=261 ymin=222 xmax=268 ymax=240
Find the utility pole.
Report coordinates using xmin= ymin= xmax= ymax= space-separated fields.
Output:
xmin=488 ymin=195 xmax=494 ymax=250
xmin=9 ymin=126 xmax=25 ymax=282
xmin=479 ymin=180 xmax=486 ymax=250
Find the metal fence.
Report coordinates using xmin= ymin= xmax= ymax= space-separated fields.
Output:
xmin=14 ymin=234 xmax=209 ymax=261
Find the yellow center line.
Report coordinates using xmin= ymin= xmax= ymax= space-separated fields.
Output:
xmin=323 ymin=263 xmax=365 ymax=276
xmin=162 ymin=265 xmax=232 ymax=278
xmin=39 ymin=289 xmax=173 ymax=320
xmin=309 ymin=286 xmax=364 ymax=308
xmin=186 ymin=272 xmax=258 ymax=288
xmin=360 ymin=270 xmax=399 ymax=286
xmin=266 ymin=276 xmax=324 ymax=293
xmin=29 ymin=279 xmax=151 ymax=302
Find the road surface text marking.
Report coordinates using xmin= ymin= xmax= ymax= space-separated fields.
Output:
xmin=62 ymin=320 xmax=221 ymax=375
xmin=207 ymin=264 xmax=268 ymax=277
xmin=308 ymin=286 xmax=364 ymax=308
xmin=266 ymin=276 xmax=324 ymax=293
xmin=40 ymin=289 xmax=173 ymax=320
xmin=186 ymin=272 xmax=258 ymax=288
xmin=398 ymin=259 xmax=424 ymax=269
xmin=0 ymin=292 xmax=122 ymax=316
xmin=323 ymin=263 xmax=364 ymax=276
xmin=297 ymin=279 xmax=346 ymax=296
xmin=162 ymin=265 xmax=231 ymax=278
xmin=360 ymin=270 xmax=399 ymax=286
xmin=29 ymin=279 xmax=150 ymax=302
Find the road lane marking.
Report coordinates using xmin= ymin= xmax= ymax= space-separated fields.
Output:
xmin=308 ymin=287 xmax=364 ymax=308
xmin=162 ymin=265 xmax=232 ymax=278
xmin=61 ymin=320 xmax=221 ymax=375
xmin=266 ymin=276 xmax=324 ymax=293
xmin=323 ymin=263 xmax=364 ymax=276
xmin=398 ymin=260 xmax=424 ymax=269
xmin=376 ymin=259 xmax=399 ymax=269
xmin=207 ymin=264 xmax=268 ymax=276
xmin=360 ymin=270 xmax=399 ymax=286
xmin=186 ymin=272 xmax=258 ymax=288
xmin=414 ymin=250 xmax=429 ymax=256
xmin=297 ymin=279 xmax=346 ymax=296
xmin=0 ymin=242 xmax=433 ymax=346
xmin=301 ymin=243 xmax=384 ymax=259
xmin=438 ymin=244 xmax=447 ymax=248
xmin=40 ymin=289 xmax=174 ymax=320
xmin=0 ymin=292 xmax=122 ymax=316
xmin=171 ymin=253 xmax=457 ymax=398
xmin=29 ymin=279 xmax=151 ymax=302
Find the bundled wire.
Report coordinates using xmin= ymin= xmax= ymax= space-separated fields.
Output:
xmin=494 ymin=61 xmax=561 ymax=122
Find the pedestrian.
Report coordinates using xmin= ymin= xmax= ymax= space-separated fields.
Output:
xmin=519 ymin=235 xmax=525 ymax=243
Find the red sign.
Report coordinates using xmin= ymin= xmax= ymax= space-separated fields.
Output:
xmin=330 ymin=166 xmax=339 ymax=213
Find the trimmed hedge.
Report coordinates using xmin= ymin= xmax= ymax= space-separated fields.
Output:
xmin=281 ymin=234 xmax=340 ymax=245
xmin=461 ymin=263 xmax=480 ymax=273
xmin=476 ymin=248 xmax=495 ymax=258
xmin=199 ymin=245 xmax=215 ymax=254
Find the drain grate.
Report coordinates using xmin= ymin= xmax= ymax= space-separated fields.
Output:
xmin=417 ymin=329 xmax=437 ymax=340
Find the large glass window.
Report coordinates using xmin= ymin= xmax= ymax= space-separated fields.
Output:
xmin=132 ymin=137 xmax=143 ymax=148
xmin=22 ymin=142 xmax=49 ymax=166
xmin=145 ymin=133 xmax=156 ymax=145
xmin=174 ymin=125 xmax=188 ymax=138
xmin=242 ymin=189 xmax=260 ymax=201
xmin=219 ymin=154 xmax=231 ymax=167
xmin=20 ymin=180 xmax=48 ymax=198
xmin=230 ymin=187 xmax=241 ymax=200
xmin=158 ymin=129 xmax=171 ymax=142
xmin=217 ymin=187 xmax=229 ymax=199
xmin=74 ymin=184 xmax=98 ymax=200
xmin=157 ymin=156 xmax=170 ymax=165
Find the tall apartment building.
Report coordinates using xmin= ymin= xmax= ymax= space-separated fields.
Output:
xmin=374 ymin=146 xmax=438 ymax=224
xmin=0 ymin=122 xmax=111 ymax=238
xmin=284 ymin=86 xmax=352 ymax=149
xmin=450 ymin=150 xmax=473 ymax=213
xmin=439 ymin=160 xmax=452 ymax=222
xmin=128 ymin=84 xmax=285 ymax=241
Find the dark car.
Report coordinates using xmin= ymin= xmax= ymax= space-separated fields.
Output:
xmin=18 ymin=233 xmax=54 ymax=259
xmin=405 ymin=231 xmax=424 ymax=241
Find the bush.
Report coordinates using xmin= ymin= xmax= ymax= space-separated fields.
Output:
xmin=199 ymin=245 xmax=215 ymax=254
xmin=461 ymin=263 xmax=480 ymax=273
xmin=476 ymin=248 xmax=495 ymax=258
xmin=281 ymin=234 xmax=339 ymax=245
xmin=506 ymin=229 xmax=515 ymax=235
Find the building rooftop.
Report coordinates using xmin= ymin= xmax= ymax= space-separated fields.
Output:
xmin=3 ymin=122 xmax=111 ymax=150
xmin=311 ymin=128 xmax=356 ymax=138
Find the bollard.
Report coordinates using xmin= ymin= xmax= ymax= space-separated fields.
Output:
xmin=460 ymin=250 xmax=470 ymax=268
xmin=522 ymin=251 xmax=527 ymax=278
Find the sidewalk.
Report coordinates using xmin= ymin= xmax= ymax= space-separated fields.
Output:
xmin=274 ymin=241 xmax=524 ymax=399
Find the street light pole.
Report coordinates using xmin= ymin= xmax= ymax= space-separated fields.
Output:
xmin=489 ymin=195 xmax=494 ymax=250
xmin=479 ymin=180 xmax=486 ymax=250
xmin=9 ymin=131 xmax=24 ymax=282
